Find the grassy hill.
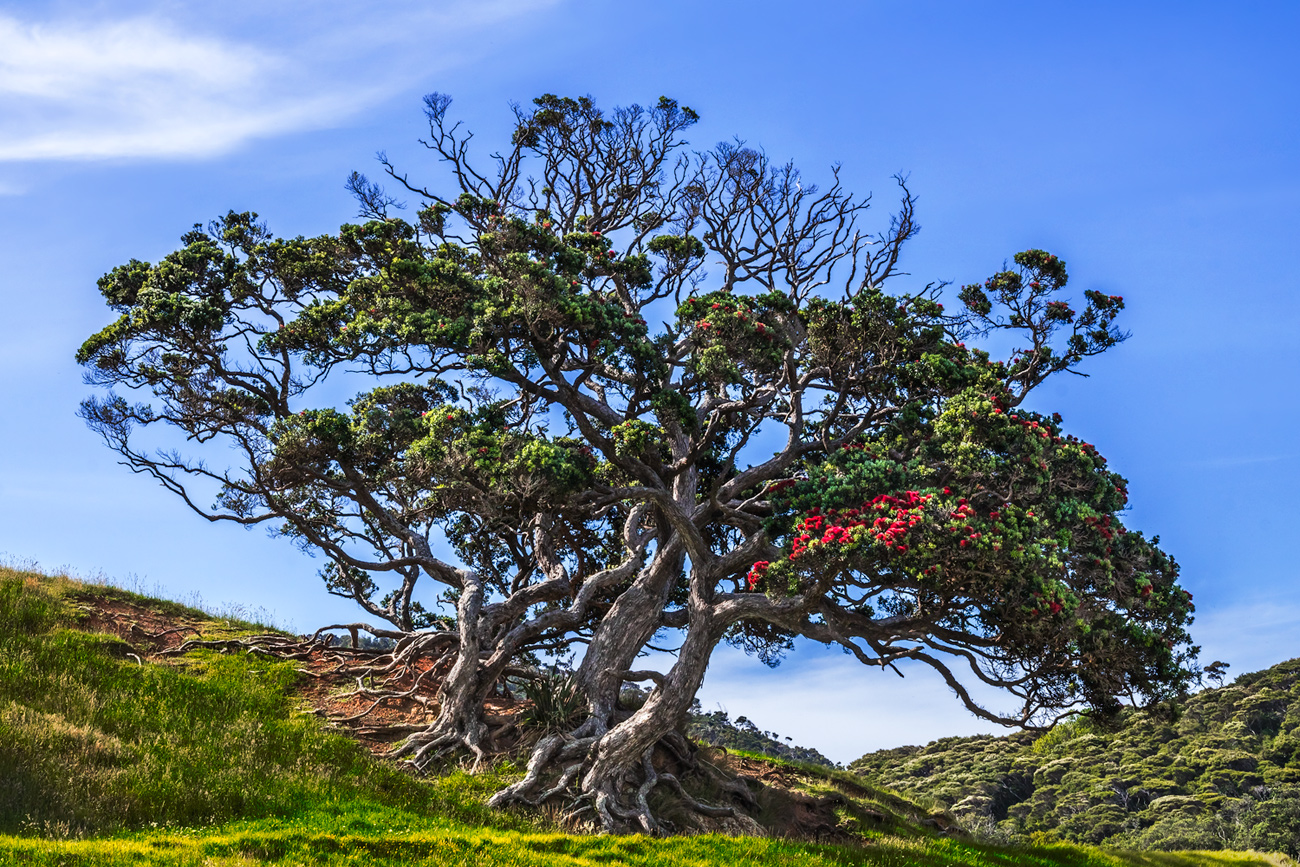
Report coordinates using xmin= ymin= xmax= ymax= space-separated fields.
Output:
xmin=0 ymin=563 xmax=1292 ymax=866
xmin=849 ymin=660 xmax=1300 ymax=857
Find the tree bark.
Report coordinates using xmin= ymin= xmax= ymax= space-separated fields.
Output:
xmin=578 ymin=596 xmax=725 ymax=832
xmin=574 ymin=538 xmax=684 ymax=730
xmin=393 ymin=573 xmax=492 ymax=768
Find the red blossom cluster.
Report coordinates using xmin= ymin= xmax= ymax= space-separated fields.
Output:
xmin=786 ymin=491 xmax=934 ymax=560
xmin=864 ymin=491 xmax=931 ymax=551
xmin=681 ymin=296 xmax=775 ymax=342
xmin=1083 ymin=513 xmax=1125 ymax=541
xmin=1008 ymin=413 xmax=1061 ymax=444
xmin=946 ymin=497 xmax=981 ymax=547
xmin=1029 ymin=590 xmax=1065 ymax=617
xmin=1045 ymin=300 xmax=1076 ymax=322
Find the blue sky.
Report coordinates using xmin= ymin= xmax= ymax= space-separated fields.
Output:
xmin=2 ymin=0 xmax=1297 ymax=763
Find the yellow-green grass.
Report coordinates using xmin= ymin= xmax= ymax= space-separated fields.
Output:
xmin=0 ymin=566 xmax=1291 ymax=867
xmin=2 ymin=820 xmax=1291 ymax=866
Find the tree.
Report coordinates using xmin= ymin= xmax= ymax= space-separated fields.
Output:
xmin=77 ymin=92 xmax=1197 ymax=833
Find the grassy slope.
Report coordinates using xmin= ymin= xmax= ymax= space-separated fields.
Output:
xmin=0 ymin=566 xmax=1289 ymax=866
xmin=849 ymin=662 xmax=1300 ymax=856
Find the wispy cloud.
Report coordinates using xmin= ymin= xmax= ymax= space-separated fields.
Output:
xmin=0 ymin=0 xmax=558 ymax=162
xmin=697 ymin=644 xmax=1013 ymax=763
xmin=1192 ymin=591 xmax=1300 ymax=676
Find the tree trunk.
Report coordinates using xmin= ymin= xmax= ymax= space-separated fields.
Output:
xmin=574 ymin=539 xmax=684 ymax=730
xmin=393 ymin=573 xmax=492 ymax=768
xmin=578 ymin=598 xmax=725 ymax=832
xmin=488 ymin=543 xmax=693 ymax=816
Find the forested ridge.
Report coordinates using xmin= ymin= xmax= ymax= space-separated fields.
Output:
xmin=849 ymin=659 xmax=1300 ymax=855
xmin=684 ymin=706 xmax=836 ymax=768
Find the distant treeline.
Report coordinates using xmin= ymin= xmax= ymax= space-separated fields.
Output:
xmin=685 ymin=705 xmax=837 ymax=768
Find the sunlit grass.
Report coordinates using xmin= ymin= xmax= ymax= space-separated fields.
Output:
xmin=2 ymin=822 xmax=1289 ymax=866
xmin=0 ymin=566 xmax=529 ymax=839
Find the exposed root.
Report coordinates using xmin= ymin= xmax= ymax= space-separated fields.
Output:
xmin=392 ymin=712 xmax=494 ymax=772
xmin=327 ymin=666 xmax=439 ymax=725
xmin=537 ymin=761 xmax=585 ymax=804
xmin=488 ymin=725 xmax=743 ymax=835
xmin=699 ymin=759 xmax=760 ymax=810
xmin=62 ymin=594 xmax=830 ymax=841
xmin=488 ymin=733 xmax=574 ymax=807
xmin=657 ymin=771 xmax=735 ymax=818
xmin=159 ymin=634 xmax=317 ymax=659
xmin=130 ymin=623 xmax=198 ymax=643
xmin=331 ymin=698 xmax=387 ymax=724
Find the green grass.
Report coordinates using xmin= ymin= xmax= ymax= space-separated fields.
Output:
xmin=0 ymin=566 xmax=1291 ymax=866
xmin=0 ymin=819 xmax=1289 ymax=866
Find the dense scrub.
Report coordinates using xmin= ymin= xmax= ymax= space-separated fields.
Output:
xmin=849 ymin=661 xmax=1300 ymax=855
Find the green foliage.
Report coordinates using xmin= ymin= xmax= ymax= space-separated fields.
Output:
xmin=754 ymin=383 xmax=1194 ymax=721
xmin=677 ymin=290 xmax=789 ymax=385
xmin=519 ymin=671 xmax=585 ymax=730
xmin=850 ymin=658 xmax=1300 ymax=858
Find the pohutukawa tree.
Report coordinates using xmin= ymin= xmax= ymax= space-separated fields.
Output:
xmin=78 ymin=93 xmax=1197 ymax=833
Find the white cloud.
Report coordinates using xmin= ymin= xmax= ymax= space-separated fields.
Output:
xmin=0 ymin=0 xmax=558 ymax=162
xmin=1192 ymin=591 xmax=1300 ymax=677
xmin=696 ymin=644 xmax=1014 ymax=764
xmin=0 ymin=15 xmax=314 ymax=160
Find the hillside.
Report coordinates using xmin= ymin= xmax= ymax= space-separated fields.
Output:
xmin=0 ymin=564 xmax=1292 ymax=866
xmin=849 ymin=660 xmax=1300 ymax=856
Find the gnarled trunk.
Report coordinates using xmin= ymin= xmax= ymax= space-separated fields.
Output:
xmin=579 ymin=599 xmax=727 ymax=832
xmin=490 ymin=592 xmax=746 ymax=834
xmin=394 ymin=574 xmax=492 ymax=768
xmin=575 ymin=538 xmax=685 ymax=730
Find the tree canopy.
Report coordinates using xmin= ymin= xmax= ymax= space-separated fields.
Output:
xmin=78 ymin=92 xmax=1197 ymax=833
